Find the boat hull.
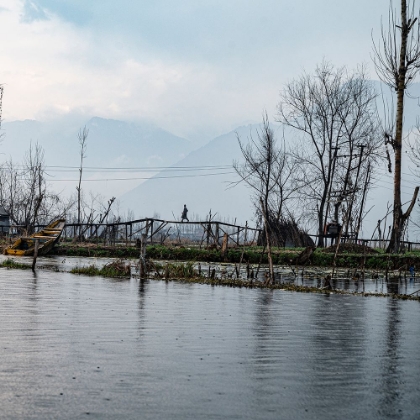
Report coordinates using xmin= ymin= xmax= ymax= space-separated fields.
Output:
xmin=4 ymin=219 xmax=65 ymax=257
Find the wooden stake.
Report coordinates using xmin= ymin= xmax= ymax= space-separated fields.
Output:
xmin=221 ymin=233 xmax=228 ymax=258
xmin=244 ymin=221 xmax=248 ymax=245
xmin=139 ymin=233 xmax=147 ymax=279
xmin=32 ymin=239 xmax=39 ymax=272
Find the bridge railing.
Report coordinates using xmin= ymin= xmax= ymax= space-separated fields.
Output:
xmin=28 ymin=218 xmax=262 ymax=248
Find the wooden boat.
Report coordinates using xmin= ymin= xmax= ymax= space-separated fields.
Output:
xmin=4 ymin=219 xmax=66 ymax=256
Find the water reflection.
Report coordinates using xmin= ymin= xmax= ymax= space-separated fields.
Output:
xmin=137 ymin=279 xmax=149 ymax=335
xmin=387 ymin=280 xmax=400 ymax=295
xmin=303 ymin=294 xmax=368 ymax=415
xmin=378 ymin=300 xmax=402 ymax=419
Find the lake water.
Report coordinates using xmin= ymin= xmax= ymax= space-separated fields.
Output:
xmin=1 ymin=269 xmax=420 ymax=419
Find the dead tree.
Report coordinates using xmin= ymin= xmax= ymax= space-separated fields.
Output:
xmin=233 ymin=113 xmax=286 ymax=284
xmin=76 ymin=126 xmax=89 ymax=241
xmin=278 ymin=62 xmax=381 ymax=246
xmin=86 ymin=197 xmax=116 ymax=240
xmin=0 ymin=143 xmax=68 ymax=232
xmin=372 ymin=0 xmax=420 ymax=252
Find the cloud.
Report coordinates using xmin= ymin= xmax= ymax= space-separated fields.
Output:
xmin=0 ymin=0 xmax=396 ymax=141
xmin=0 ymin=1 xmax=269 ymax=139
xmin=22 ymin=0 xmax=91 ymax=25
xmin=21 ymin=0 xmax=48 ymax=23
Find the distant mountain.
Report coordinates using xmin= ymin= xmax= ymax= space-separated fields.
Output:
xmin=1 ymin=116 xmax=193 ymax=168
xmin=119 ymin=124 xmax=279 ymax=224
xmin=84 ymin=117 xmax=192 ymax=167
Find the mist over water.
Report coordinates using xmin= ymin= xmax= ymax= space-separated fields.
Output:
xmin=0 ymin=270 xmax=419 ymax=419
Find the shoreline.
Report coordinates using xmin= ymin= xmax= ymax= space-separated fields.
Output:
xmin=1 ymin=253 xmax=419 ymax=302
xmin=44 ymin=243 xmax=420 ymax=271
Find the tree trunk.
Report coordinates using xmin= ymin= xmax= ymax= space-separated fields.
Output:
xmin=317 ymin=194 xmax=327 ymax=247
xmin=260 ymin=197 xmax=274 ymax=284
xmin=387 ymin=0 xmax=408 ymax=253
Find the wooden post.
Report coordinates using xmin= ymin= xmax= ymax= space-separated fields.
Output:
xmin=244 ymin=221 xmax=248 ymax=245
xmin=206 ymin=222 xmax=210 ymax=246
xmin=215 ymin=223 xmax=220 ymax=246
xmin=355 ymin=164 xmax=371 ymax=242
xmin=130 ymin=223 xmax=133 ymax=246
xmin=221 ymin=233 xmax=228 ymax=259
xmin=362 ymin=239 xmax=367 ymax=280
xmin=32 ymin=239 xmax=39 ymax=272
xmin=150 ymin=220 xmax=154 ymax=244
xmin=139 ymin=233 xmax=147 ymax=279
xmin=145 ymin=219 xmax=150 ymax=238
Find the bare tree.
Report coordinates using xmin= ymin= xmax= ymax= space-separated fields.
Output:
xmin=277 ymin=62 xmax=382 ymax=246
xmin=0 ymin=143 xmax=70 ymax=232
xmin=234 ymin=113 xmax=294 ymax=283
xmin=372 ymin=0 xmax=420 ymax=252
xmin=76 ymin=126 xmax=88 ymax=241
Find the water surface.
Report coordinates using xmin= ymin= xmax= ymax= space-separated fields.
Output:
xmin=0 ymin=269 xmax=419 ymax=419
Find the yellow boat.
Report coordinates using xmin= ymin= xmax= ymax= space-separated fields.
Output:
xmin=4 ymin=219 xmax=66 ymax=256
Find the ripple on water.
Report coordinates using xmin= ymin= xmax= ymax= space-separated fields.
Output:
xmin=0 ymin=269 xmax=419 ymax=419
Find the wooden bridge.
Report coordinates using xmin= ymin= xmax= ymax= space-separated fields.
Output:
xmin=11 ymin=218 xmax=420 ymax=251
xmin=34 ymin=218 xmax=262 ymax=248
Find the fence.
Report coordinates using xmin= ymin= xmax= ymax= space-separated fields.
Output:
xmin=10 ymin=219 xmax=420 ymax=251
xmin=312 ymin=235 xmax=420 ymax=252
xmin=29 ymin=218 xmax=262 ymax=248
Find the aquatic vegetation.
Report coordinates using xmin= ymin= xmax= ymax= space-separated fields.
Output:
xmin=42 ymin=242 xmax=420 ymax=271
xmin=152 ymin=276 xmax=420 ymax=301
xmin=0 ymin=258 xmax=32 ymax=270
xmin=71 ymin=259 xmax=131 ymax=278
xmin=70 ymin=264 xmax=98 ymax=276
xmin=151 ymin=261 xmax=198 ymax=279
xmin=55 ymin=244 xmax=139 ymax=259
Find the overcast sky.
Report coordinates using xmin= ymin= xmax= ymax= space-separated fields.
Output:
xmin=0 ymin=0 xmax=391 ymax=141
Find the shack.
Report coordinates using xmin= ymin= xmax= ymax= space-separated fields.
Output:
xmin=0 ymin=206 xmax=10 ymax=235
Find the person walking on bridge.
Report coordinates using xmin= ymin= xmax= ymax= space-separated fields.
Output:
xmin=181 ymin=205 xmax=189 ymax=222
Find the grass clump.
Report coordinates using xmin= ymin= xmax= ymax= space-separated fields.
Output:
xmin=163 ymin=262 xmax=196 ymax=278
xmin=70 ymin=264 xmax=99 ymax=276
xmin=71 ymin=259 xmax=131 ymax=278
xmin=0 ymin=258 xmax=31 ymax=270
xmin=147 ymin=261 xmax=197 ymax=279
